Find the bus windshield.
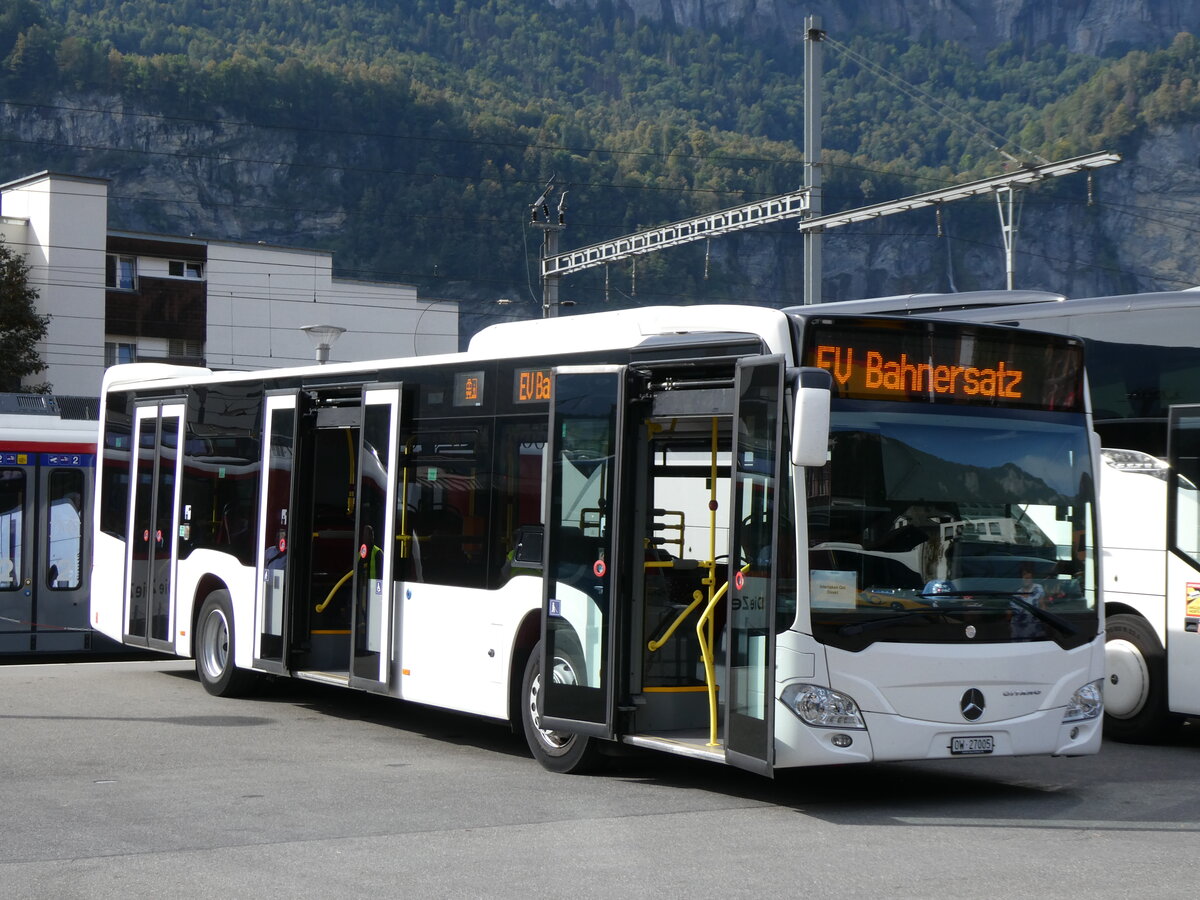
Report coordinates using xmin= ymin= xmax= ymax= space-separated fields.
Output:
xmin=807 ymin=404 xmax=1098 ymax=651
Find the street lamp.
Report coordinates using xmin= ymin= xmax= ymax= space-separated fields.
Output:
xmin=300 ymin=324 xmax=345 ymax=364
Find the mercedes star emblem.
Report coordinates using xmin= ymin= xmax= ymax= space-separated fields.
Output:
xmin=960 ymin=688 xmax=986 ymax=721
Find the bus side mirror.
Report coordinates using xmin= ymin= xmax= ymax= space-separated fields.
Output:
xmin=790 ymin=367 xmax=831 ymax=468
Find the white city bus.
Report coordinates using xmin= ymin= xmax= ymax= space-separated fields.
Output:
xmin=91 ymin=305 xmax=1104 ymax=775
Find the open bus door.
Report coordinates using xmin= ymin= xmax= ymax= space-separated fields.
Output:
xmin=726 ymin=355 xmax=785 ymax=776
xmin=1167 ymin=405 xmax=1200 ymax=716
xmin=253 ymin=392 xmax=299 ymax=674
xmin=348 ymin=385 xmax=401 ymax=691
xmin=538 ymin=366 xmax=626 ymax=741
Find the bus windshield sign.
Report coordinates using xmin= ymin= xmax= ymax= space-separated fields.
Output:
xmin=514 ymin=368 xmax=553 ymax=404
xmin=803 ymin=318 xmax=1084 ymax=412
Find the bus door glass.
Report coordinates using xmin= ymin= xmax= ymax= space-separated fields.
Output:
xmin=1168 ymin=404 xmax=1200 ymax=715
xmin=727 ymin=355 xmax=785 ymax=776
xmin=350 ymin=385 xmax=401 ymax=689
xmin=125 ymin=402 xmax=185 ymax=649
xmin=254 ymin=393 xmax=298 ymax=672
xmin=539 ymin=366 xmax=625 ymax=739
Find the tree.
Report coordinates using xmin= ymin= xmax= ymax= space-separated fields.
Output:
xmin=0 ymin=238 xmax=49 ymax=392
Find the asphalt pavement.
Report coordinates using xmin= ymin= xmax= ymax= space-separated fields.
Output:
xmin=2 ymin=658 xmax=1198 ymax=899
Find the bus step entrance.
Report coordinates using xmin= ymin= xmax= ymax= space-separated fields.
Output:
xmin=622 ymin=732 xmax=725 ymax=763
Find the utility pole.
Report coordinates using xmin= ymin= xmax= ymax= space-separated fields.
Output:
xmin=803 ymin=15 xmax=825 ymax=305
xmin=996 ymin=185 xmax=1021 ymax=290
xmin=530 ymin=181 xmax=566 ymax=317
xmin=529 ymin=22 xmax=1121 ymax=306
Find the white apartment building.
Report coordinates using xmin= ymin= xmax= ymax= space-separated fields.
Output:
xmin=0 ymin=171 xmax=457 ymax=399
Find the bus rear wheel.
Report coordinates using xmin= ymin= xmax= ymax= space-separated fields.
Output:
xmin=521 ymin=641 xmax=602 ymax=774
xmin=195 ymin=591 xmax=257 ymax=698
xmin=1104 ymin=613 xmax=1175 ymax=743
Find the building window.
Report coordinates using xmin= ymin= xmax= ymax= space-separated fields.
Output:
xmin=105 ymin=255 xmax=137 ymax=290
xmin=105 ymin=341 xmax=137 ymax=367
xmin=168 ymin=338 xmax=203 ymax=360
xmin=168 ymin=260 xmax=203 ymax=279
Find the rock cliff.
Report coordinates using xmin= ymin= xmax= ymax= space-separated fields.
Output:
xmin=552 ymin=0 xmax=1200 ymax=55
xmin=4 ymin=93 xmax=1193 ymax=306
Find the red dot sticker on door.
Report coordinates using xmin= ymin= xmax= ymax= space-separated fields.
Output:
xmin=593 ymin=559 xmax=607 ymax=578
xmin=360 ymin=543 xmax=368 ymax=559
xmin=734 ymin=570 xmax=745 ymax=591
xmin=278 ymin=538 xmax=287 ymax=553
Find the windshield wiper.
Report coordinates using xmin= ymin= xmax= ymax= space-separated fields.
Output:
xmin=838 ymin=606 xmax=968 ymax=635
xmin=838 ymin=592 xmax=1077 ymax=637
xmin=1007 ymin=595 xmax=1078 ymax=636
xmin=932 ymin=589 xmax=1078 ymax=636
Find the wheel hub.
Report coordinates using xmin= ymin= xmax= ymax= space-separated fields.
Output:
xmin=1105 ymin=638 xmax=1150 ymax=719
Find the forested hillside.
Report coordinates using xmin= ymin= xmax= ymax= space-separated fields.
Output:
xmin=3 ymin=0 xmax=1199 ymax=324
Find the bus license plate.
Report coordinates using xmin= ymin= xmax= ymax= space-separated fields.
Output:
xmin=951 ymin=736 xmax=994 ymax=755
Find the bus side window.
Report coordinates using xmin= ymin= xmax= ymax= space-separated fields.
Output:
xmin=398 ymin=423 xmax=490 ymax=590
xmin=492 ymin=421 xmax=546 ymax=587
xmin=180 ymin=386 xmax=264 ymax=566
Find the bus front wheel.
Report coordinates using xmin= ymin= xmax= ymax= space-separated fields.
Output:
xmin=521 ymin=642 xmax=602 ymax=774
xmin=195 ymin=591 xmax=257 ymax=698
xmin=1104 ymin=613 xmax=1174 ymax=743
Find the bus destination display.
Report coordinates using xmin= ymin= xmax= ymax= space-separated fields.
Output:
xmin=514 ymin=368 xmax=552 ymax=404
xmin=804 ymin=320 xmax=1084 ymax=411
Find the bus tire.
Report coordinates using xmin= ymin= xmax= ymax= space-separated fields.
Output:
xmin=1104 ymin=613 xmax=1174 ymax=743
xmin=195 ymin=591 xmax=257 ymax=698
xmin=520 ymin=641 xmax=602 ymax=774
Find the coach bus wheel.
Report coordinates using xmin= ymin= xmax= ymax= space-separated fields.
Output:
xmin=1104 ymin=614 xmax=1173 ymax=743
xmin=195 ymin=591 xmax=257 ymax=698
xmin=521 ymin=641 xmax=602 ymax=774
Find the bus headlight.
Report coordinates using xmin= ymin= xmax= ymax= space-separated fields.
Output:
xmin=781 ymin=683 xmax=866 ymax=729
xmin=1062 ymin=679 xmax=1103 ymax=722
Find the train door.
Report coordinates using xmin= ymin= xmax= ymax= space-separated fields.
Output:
xmin=725 ymin=356 xmax=785 ymax=776
xmin=36 ymin=457 xmax=92 ymax=651
xmin=124 ymin=401 xmax=185 ymax=651
xmin=1167 ymin=405 xmax=1200 ymax=715
xmin=0 ymin=457 xmax=34 ymax=652
xmin=538 ymin=366 xmax=626 ymax=741
xmin=253 ymin=392 xmax=299 ymax=673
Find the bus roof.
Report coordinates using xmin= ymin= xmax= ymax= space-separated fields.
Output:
xmin=957 ymin=289 xmax=1200 ymax=316
xmin=100 ymin=306 xmax=798 ymax=395
xmin=782 ymin=289 xmax=1065 ymax=318
xmin=922 ymin=290 xmax=1200 ymax=349
xmin=467 ymin=304 xmax=794 ymax=358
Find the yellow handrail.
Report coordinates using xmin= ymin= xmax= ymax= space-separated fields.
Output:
xmin=645 ymin=416 xmax=734 ymax=748
xmin=647 ymin=589 xmax=705 ymax=652
xmin=315 ymin=568 xmax=353 ymax=613
xmin=698 ymin=563 xmax=749 ymax=747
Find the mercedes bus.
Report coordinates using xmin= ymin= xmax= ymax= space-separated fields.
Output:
xmin=91 ymin=305 xmax=1103 ymax=775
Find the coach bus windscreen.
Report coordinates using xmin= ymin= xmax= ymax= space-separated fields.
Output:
xmin=801 ymin=319 xmax=1097 ymax=650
